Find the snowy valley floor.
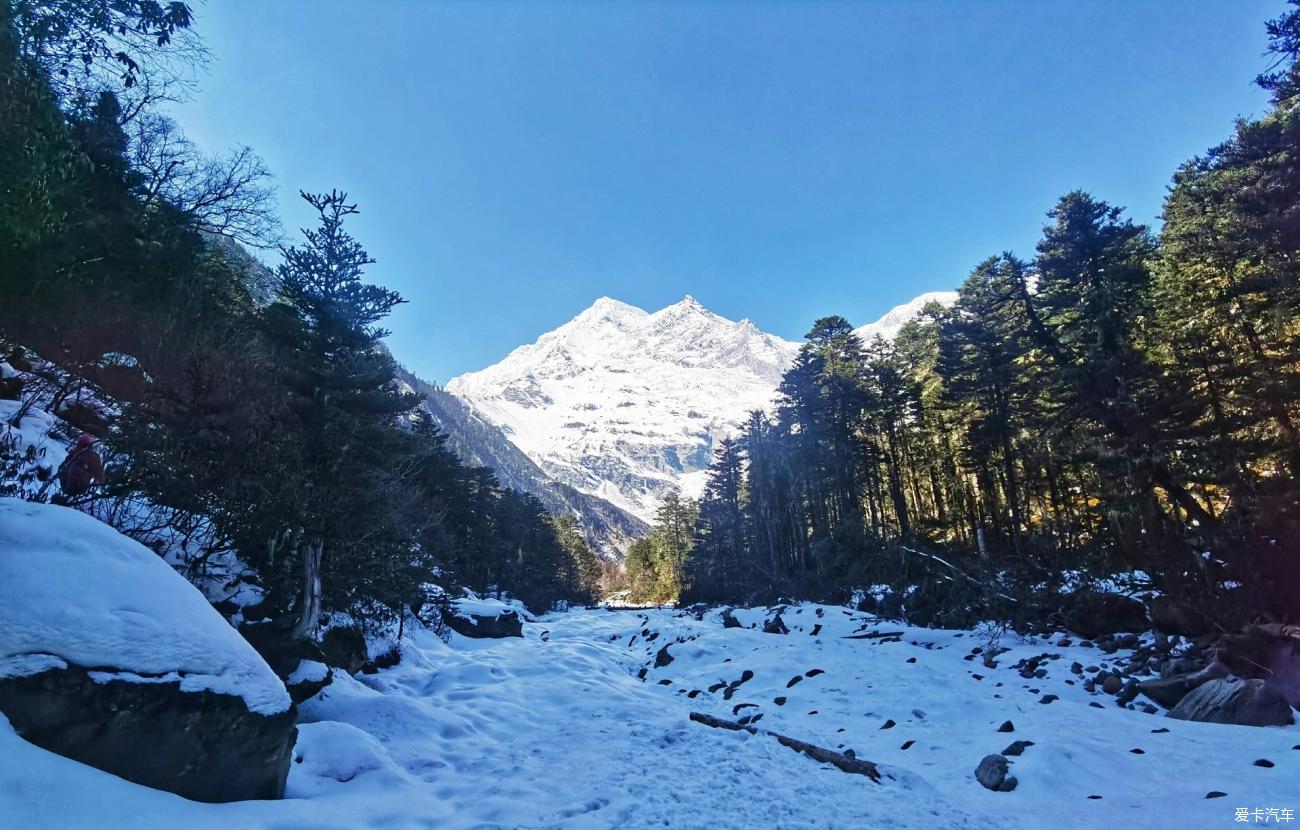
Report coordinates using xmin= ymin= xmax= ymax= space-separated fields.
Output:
xmin=3 ymin=604 xmax=1298 ymax=829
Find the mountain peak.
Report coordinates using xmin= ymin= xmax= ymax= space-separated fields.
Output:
xmin=573 ymin=296 xmax=648 ymax=327
xmin=854 ymin=291 xmax=958 ymax=342
xmin=447 ymin=290 xmax=948 ymax=525
xmin=447 ymin=294 xmax=800 ymax=522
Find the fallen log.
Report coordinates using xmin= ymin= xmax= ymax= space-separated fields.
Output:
xmin=843 ymin=630 xmax=904 ymax=640
xmin=688 ymin=711 xmax=882 ymax=782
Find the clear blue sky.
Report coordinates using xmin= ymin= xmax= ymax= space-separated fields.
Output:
xmin=171 ymin=1 xmax=1278 ymax=384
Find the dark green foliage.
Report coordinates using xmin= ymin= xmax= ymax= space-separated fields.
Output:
xmin=682 ymin=11 xmax=1300 ymax=625
xmin=623 ymin=493 xmax=697 ymax=604
xmin=0 ymin=1 xmax=602 ymax=635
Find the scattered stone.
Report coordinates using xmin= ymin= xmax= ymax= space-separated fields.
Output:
xmin=1039 ymin=694 xmax=1058 ymax=705
xmin=1130 ymin=748 xmax=1145 ymax=755
xmin=654 ymin=645 xmax=674 ymax=668
xmin=732 ymin=703 xmax=757 ymax=715
xmin=1151 ymin=727 xmax=1169 ymax=733
xmin=1088 ymin=795 xmax=1103 ymax=800
xmin=900 ymin=740 xmax=915 ymax=750
xmin=1254 ymin=759 xmax=1274 ymax=768
xmin=997 ymin=720 xmax=1015 ymax=733
xmin=763 ymin=613 xmax=789 ymax=635
xmin=1206 ymin=792 xmax=1228 ymax=799
xmin=707 ymin=682 xmax=726 ymax=693
xmin=906 ymin=657 xmax=917 ymax=663
xmin=975 ymin=754 xmax=1018 ymax=792
xmin=1117 ymin=680 xmax=1140 ymax=705
xmin=787 ymin=675 xmax=803 ymax=688
xmin=1089 ymin=702 xmax=1105 ymax=709
xmin=657 ymin=679 xmax=672 ymax=686
xmin=687 ymin=689 xmax=700 ymax=699
xmin=1003 ymin=740 xmax=1034 ymax=756
xmin=774 ymin=696 xmax=787 ymax=706
xmin=1102 ymin=675 xmax=1124 ymax=695
xmin=880 ymin=719 xmax=896 ymax=730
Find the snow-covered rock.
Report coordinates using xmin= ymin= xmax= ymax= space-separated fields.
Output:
xmin=445 ymin=596 xmax=524 ymax=639
xmin=0 ymin=498 xmax=296 ymax=802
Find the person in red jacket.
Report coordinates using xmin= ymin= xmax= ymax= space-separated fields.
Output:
xmin=56 ymin=434 xmax=105 ymax=498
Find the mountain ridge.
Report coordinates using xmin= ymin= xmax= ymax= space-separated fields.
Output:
xmin=444 ymin=292 xmax=951 ymax=530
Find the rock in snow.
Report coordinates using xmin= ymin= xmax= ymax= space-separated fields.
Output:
xmin=0 ymin=498 xmax=295 ymax=802
xmin=444 ymin=596 xmax=524 ymax=639
xmin=1167 ymin=677 xmax=1295 ymax=727
xmin=975 ymin=753 xmax=1018 ymax=792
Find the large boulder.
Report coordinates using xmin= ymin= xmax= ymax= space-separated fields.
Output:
xmin=1167 ymin=677 xmax=1295 ymax=727
xmin=444 ymin=597 xmax=523 ymax=639
xmin=1138 ymin=663 xmax=1227 ymax=709
xmin=975 ymin=754 xmax=1018 ymax=792
xmin=1216 ymin=624 xmax=1300 ymax=707
xmin=0 ymin=499 xmax=296 ymax=802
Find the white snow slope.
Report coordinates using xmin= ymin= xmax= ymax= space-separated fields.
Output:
xmin=4 ymin=604 xmax=1294 ymax=829
xmin=447 ymin=294 xmax=957 ymax=525
xmin=853 ymin=291 xmax=958 ymax=343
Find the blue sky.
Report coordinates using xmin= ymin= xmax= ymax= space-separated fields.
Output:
xmin=172 ymin=1 xmax=1278 ymax=384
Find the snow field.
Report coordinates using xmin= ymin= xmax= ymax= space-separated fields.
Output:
xmin=2 ymin=600 xmax=1297 ymax=829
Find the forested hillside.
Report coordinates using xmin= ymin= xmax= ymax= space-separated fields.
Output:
xmin=0 ymin=0 xmax=604 ymax=634
xmin=404 ymin=368 xmax=648 ymax=562
xmin=626 ymin=6 xmax=1300 ymax=631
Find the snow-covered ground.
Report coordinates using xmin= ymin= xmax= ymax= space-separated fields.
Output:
xmin=4 ymin=603 xmax=1296 ymax=829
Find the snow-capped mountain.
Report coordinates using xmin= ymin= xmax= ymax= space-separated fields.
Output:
xmin=447 ymin=296 xmax=799 ymax=523
xmin=447 ymin=292 xmax=955 ymax=527
xmin=853 ymin=290 xmax=958 ymax=342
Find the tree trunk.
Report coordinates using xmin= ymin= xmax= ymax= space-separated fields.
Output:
xmin=689 ymin=712 xmax=882 ymax=782
xmin=291 ymin=540 xmax=324 ymax=640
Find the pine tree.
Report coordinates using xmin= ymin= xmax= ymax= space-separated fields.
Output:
xmin=263 ymin=190 xmax=421 ymax=636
